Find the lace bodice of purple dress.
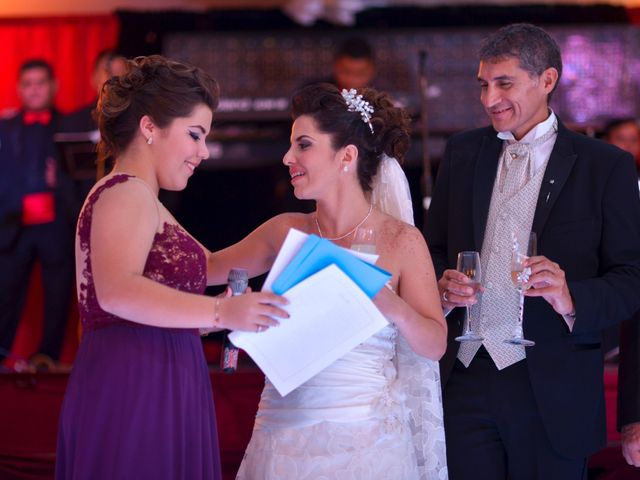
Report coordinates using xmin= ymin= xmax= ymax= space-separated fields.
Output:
xmin=76 ymin=174 xmax=207 ymax=331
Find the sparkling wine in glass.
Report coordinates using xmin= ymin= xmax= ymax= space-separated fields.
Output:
xmin=454 ymin=251 xmax=484 ymax=342
xmin=351 ymin=227 xmax=377 ymax=254
xmin=505 ymin=232 xmax=537 ymax=347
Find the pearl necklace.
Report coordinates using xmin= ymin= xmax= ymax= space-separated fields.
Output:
xmin=315 ymin=204 xmax=373 ymax=241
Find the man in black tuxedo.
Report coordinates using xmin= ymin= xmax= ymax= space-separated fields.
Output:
xmin=425 ymin=24 xmax=640 ymax=479
xmin=0 ymin=59 xmax=75 ymax=366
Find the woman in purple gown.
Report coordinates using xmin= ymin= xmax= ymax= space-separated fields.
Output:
xmin=55 ymin=55 xmax=288 ymax=480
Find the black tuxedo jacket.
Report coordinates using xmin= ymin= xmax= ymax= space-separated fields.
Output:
xmin=425 ymin=120 xmax=640 ymax=459
xmin=0 ymin=111 xmax=74 ymax=252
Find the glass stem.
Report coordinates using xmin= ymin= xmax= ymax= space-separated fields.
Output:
xmin=516 ymin=289 xmax=525 ymax=338
xmin=465 ymin=305 xmax=472 ymax=334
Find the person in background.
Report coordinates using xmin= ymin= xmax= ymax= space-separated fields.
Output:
xmin=55 ymin=55 xmax=288 ymax=480
xmin=425 ymin=23 xmax=640 ymax=479
xmin=63 ymin=50 xmax=128 ymax=134
xmin=331 ymin=36 xmax=376 ymax=90
xmin=61 ymin=50 xmax=128 ymax=195
xmin=602 ymin=118 xmax=640 ymax=167
xmin=0 ymin=59 xmax=75 ymax=369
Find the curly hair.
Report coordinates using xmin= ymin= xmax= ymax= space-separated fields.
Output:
xmin=96 ymin=55 xmax=219 ymax=165
xmin=290 ymin=83 xmax=411 ymax=192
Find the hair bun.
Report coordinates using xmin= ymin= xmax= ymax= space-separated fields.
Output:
xmin=96 ymin=55 xmax=219 ymax=166
xmin=364 ymin=89 xmax=411 ymax=163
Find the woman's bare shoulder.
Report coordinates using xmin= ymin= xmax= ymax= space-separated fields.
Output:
xmin=265 ymin=212 xmax=313 ymax=234
xmin=376 ymin=214 xmax=428 ymax=263
xmin=90 ymin=174 xmax=157 ymax=214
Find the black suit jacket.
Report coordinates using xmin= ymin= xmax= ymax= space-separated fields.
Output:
xmin=425 ymin=120 xmax=640 ymax=459
xmin=0 ymin=111 xmax=74 ymax=251
xmin=60 ymin=102 xmax=97 ymax=133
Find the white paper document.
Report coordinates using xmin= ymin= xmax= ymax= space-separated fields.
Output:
xmin=229 ymin=263 xmax=389 ymax=396
xmin=261 ymin=228 xmax=308 ymax=293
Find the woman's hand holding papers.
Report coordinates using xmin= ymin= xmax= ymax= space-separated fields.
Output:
xmin=217 ymin=291 xmax=290 ymax=332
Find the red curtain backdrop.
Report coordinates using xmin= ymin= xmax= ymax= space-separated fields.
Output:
xmin=1 ymin=14 xmax=119 ymax=369
xmin=0 ymin=14 xmax=120 ymax=114
xmin=627 ymin=7 xmax=640 ymax=25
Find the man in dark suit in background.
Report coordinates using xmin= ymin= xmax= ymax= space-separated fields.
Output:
xmin=60 ymin=50 xmax=127 ymax=209
xmin=425 ymin=24 xmax=640 ymax=478
xmin=63 ymin=49 xmax=126 ymax=134
xmin=0 ymin=59 xmax=75 ymax=367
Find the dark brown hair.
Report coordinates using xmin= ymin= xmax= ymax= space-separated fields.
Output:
xmin=290 ymin=83 xmax=411 ymax=192
xmin=479 ymin=23 xmax=562 ymax=99
xmin=96 ymin=55 xmax=219 ymax=164
xmin=19 ymin=59 xmax=54 ymax=79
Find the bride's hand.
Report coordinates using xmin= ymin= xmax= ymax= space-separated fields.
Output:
xmin=218 ymin=291 xmax=289 ymax=332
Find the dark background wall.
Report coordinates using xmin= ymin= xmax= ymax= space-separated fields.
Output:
xmin=113 ymin=6 xmax=638 ymax=266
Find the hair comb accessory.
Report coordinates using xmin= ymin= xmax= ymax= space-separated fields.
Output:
xmin=341 ymin=88 xmax=374 ymax=134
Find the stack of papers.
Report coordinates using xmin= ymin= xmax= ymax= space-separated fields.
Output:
xmin=271 ymin=232 xmax=391 ymax=297
xmin=229 ymin=229 xmax=392 ymax=396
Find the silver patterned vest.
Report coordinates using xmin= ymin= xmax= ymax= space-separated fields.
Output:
xmin=457 ymin=124 xmax=557 ymax=370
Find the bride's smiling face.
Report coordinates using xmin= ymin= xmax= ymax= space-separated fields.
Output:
xmin=283 ymin=115 xmax=344 ymax=200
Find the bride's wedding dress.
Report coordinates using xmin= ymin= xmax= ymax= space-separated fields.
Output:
xmin=237 ymin=157 xmax=448 ymax=479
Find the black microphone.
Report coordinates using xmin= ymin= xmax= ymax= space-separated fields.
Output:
xmin=228 ymin=268 xmax=249 ymax=296
xmin=220 ymin=268 xmax=248 ymax=373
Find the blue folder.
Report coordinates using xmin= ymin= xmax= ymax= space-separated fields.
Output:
xmin=271 ymin=234 xmax=392 ymax=298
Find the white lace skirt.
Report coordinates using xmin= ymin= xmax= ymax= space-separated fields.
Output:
xmin=236 ymin=326 xmax=447 ymax=479
xmin=236 ymin=417 xmax=418 ymax=479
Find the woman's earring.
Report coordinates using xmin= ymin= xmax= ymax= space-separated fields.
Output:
xmin=147 ymin=137 xmax=153 ymax=145
xmin=343 ymin=165 xmax=348 ymax=172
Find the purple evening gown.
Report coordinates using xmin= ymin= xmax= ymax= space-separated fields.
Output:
xmin=56 ymin=174 xmax=221 ymax=479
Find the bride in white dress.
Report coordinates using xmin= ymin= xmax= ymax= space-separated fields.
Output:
xmin=208 ymin=84 xmax=449 ymax=479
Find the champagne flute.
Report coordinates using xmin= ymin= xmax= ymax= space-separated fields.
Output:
xmin=504 ymin=232 xmax=537 ymax=346
xmin=351 ymin=227 xmax=376 ymax=254
xmin=454 ymin=251 xmax=484 ymax=342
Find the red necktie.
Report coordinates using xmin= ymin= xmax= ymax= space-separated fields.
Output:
xmin=23 ymin=110 xmax=52 ymax=125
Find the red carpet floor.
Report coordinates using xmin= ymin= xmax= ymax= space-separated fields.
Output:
xmin=1 ymin=367 xmax=639 ymax=479
xmin=0 ymin=369 xmax=263 ymax=480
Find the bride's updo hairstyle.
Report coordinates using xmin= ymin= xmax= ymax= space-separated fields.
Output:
xmin=290 ymin=83 xmax=411 ymax=192
xmin=96 ymin=55 xmax=220 ymax=165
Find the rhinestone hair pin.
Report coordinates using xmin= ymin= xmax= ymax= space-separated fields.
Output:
xmin=341 ymin=88 xmax=374 ymax=134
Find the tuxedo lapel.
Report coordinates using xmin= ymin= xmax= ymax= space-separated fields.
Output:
xmin=9 ymin=114 xmax=22 ymax=157
xmin=531 ymin=123 xmax=577 ymax=239
xmin=472 ymin=131 xmax=502 ymax=250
